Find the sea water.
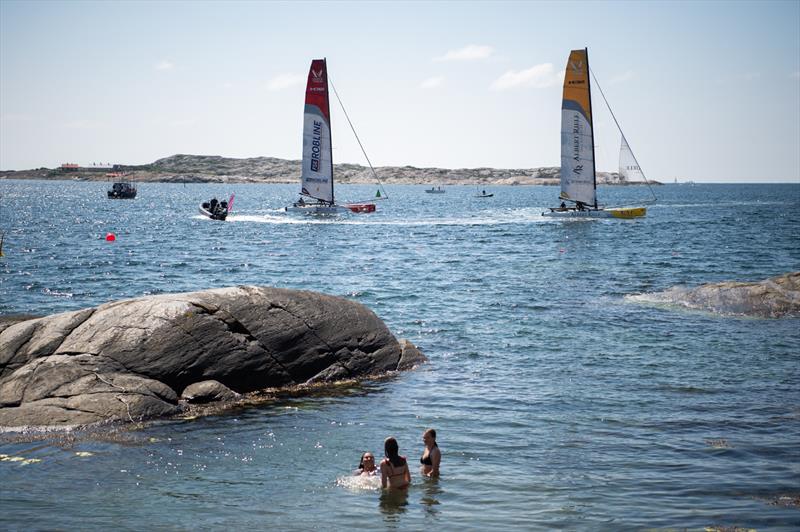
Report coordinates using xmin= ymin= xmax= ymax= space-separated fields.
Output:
xmin=0 ymin=180 xmax=798 ymax=530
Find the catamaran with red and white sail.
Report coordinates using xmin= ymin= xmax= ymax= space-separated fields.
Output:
xmin=543 ymin=48 xmax=656 ymax=219
xmin=286 ymin=58 xmax=385 ymax=215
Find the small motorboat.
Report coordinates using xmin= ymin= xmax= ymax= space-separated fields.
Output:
xmin=425 ymin=186 xmax=445 ymax=194
xmin=107 ymin=182 xmax=137 ymax=199
xmin=199 ymin=197 xmax=230 ymax=221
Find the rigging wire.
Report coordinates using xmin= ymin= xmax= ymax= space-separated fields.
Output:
xmin=589 ymin=68 xmax=658 ymax=204
xmin=329 ymin=77 xmax=389 ymax=201
xmin=0 ymin=194 xmax=4 ymax=257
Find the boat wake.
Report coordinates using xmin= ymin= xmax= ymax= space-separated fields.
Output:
xmin=221 ymin=208 xmax=552 ymax=226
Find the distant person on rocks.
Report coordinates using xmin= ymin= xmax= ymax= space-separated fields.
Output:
xmin=419 ymin=428 xmax=441 ymax=478
xmin=354 ymin=452 xmax=378 ymax=476
xmin=381 ymin=437 xmax=411 ymax=489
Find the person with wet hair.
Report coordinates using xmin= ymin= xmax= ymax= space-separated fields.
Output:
xmin=380 ymin=437 xmax=411 ymax=489
xmin=420 ymin=428 xmax=441 ymax=478
xmin=354 ymin=451 xmax=378 ymax=476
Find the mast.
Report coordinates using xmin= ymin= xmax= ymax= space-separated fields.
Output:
xmin=325 ymin=58 xmax=334 ymax=205
xmin=585 ymin=47 xmax=598 ymax=209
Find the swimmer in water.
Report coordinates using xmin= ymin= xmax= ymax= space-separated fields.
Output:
xmin=354 ymin=452 xmax=378 ymax=476
xmin=380 ymin=437 xmax=411 ymax=489
xmin=419 ymin=428 xmax=441 ymax=478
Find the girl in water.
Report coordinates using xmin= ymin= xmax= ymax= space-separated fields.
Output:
xmin=354 ymin=452 xmax=378 ymax=476
xmin=380 ymin=437 xmax=411 ymax=489
xmin=420 ymin=428 xmax=441 ymax=478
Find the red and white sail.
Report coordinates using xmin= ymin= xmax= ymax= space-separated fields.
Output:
xmin=300 ymin=59 xmax=334 ymax=203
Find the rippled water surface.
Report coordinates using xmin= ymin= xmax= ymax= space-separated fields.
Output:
xmin=1 ymin=180 xmax=799 ymax=530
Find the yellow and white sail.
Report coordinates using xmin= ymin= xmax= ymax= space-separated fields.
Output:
xmin=560 ymin=48 xmax=596 ymax=207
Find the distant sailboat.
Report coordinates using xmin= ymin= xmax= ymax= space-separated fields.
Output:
xmin=286 ymin=58 xmax=385 ymax=215
xmin=544 ymin=48 xmax=656 ymax=219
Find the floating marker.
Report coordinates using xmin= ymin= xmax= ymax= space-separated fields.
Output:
xmin=105 ymin=233 xmax=116 ymax=242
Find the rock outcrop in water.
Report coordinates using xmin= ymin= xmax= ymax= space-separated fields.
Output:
xmin=0 ymin=287 xmax=426 ymax=430
xmin=630 ymin=271 xmax=800 ymax=318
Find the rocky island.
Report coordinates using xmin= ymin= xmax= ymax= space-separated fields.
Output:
xmin=0 ymin=153 xmax=660 ymax=186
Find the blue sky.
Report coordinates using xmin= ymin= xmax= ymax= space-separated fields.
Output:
xmin=1 ymin=0 xmax=798 ymax=182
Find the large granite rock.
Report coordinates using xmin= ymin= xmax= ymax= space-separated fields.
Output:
xmin=631 ymin=271 xmax=800 ymax=318
xmin=0 ymin=286 xmax=426 ymax=429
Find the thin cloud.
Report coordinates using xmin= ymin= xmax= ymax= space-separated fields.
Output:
xmin=62 ymin=119 xmax=102 ymax=129
xmin=167 ymin=119 xmax=197 ymax=127
xmin=155 ymin=60 xmax=174 ymax=71
xmin=434 ymin=45 xmax=494 ymax=62
xmin=267 ymin=73 xmax=305 ymax=91
xmin=490 ymin=63 xmax=560 ymax=91
xmin=420 ymin=76 xmax=445 ymax=89
xmin=608 ymin=70 xmax=635 ymax=84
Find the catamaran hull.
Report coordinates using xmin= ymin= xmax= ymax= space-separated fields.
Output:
xmin=285 ymin=202 xmax=376 ymax=215
xmin=285 ymin=204 xmax=351 ymax=215
xmin=542 ymin=207 xmax=646 ymax=219
xmin=345 ymin=203 xmax=376 ymax=213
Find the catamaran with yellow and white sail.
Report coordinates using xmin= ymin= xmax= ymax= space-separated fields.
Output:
xmin=544 ymin=48 xmax=656 ymax=219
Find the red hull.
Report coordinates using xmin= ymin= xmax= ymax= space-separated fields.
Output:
xmin=346 ymin=203 xmax=376 ymax=213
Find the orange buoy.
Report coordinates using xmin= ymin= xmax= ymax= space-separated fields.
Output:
xmin=105 ymin=233 xmax=116 ymax=242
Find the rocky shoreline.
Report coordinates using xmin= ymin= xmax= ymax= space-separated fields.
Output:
xmin=0 ymin=286 xmax=426 ymax=431
xmin=0 ymin=153 xmax=660 ymax=186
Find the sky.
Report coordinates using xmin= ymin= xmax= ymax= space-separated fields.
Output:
xmin=1 ymin=0 xmax=799 ymax=183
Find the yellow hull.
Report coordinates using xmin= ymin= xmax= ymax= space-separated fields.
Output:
xmin=607 ymin=207 xmax=647 ymax=219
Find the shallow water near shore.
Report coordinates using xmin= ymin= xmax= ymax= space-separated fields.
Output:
xmin=1 ymin=180 xmax=799 ymax=530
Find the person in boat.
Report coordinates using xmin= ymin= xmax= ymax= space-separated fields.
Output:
xmin=381 ymin=437 xmax=411 ymax=490
xmin=560 ymin=201 xmax=567 ymax=210
xmin=217 ymin=200 xmax=228 ymax=216
xmin=295 ymin=197 xmax=305 ymax=207
xmin=419 ymin=428 xmax=441 ymax=478
xmin=209 ymin=197 xmax=218 ymax=214
xmin=354 ymin=452 xmax=378 ymax=477
xmin=576 ymin=201 xmax=586 ymax=211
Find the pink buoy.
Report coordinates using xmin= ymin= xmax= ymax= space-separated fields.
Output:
xmin=105 ymin=233 xmax=116 ymax=242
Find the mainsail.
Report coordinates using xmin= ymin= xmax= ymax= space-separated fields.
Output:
xmin=618 ymin=136 xmax=645 ymax=182
xmin=301 ymin=58 xmax=334 ymax=203
xmin=560 ymin=48 xmax=596 ymax=207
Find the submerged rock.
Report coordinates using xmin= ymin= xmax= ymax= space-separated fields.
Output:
xmin=630 ymin=271 xmax=800 ymax=318
xmin=0 ymin=286 xmax=426 ymax=429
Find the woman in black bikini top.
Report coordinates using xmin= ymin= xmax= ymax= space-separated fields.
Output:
xmin=420 ymin=428 xmax=441 ymax=478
